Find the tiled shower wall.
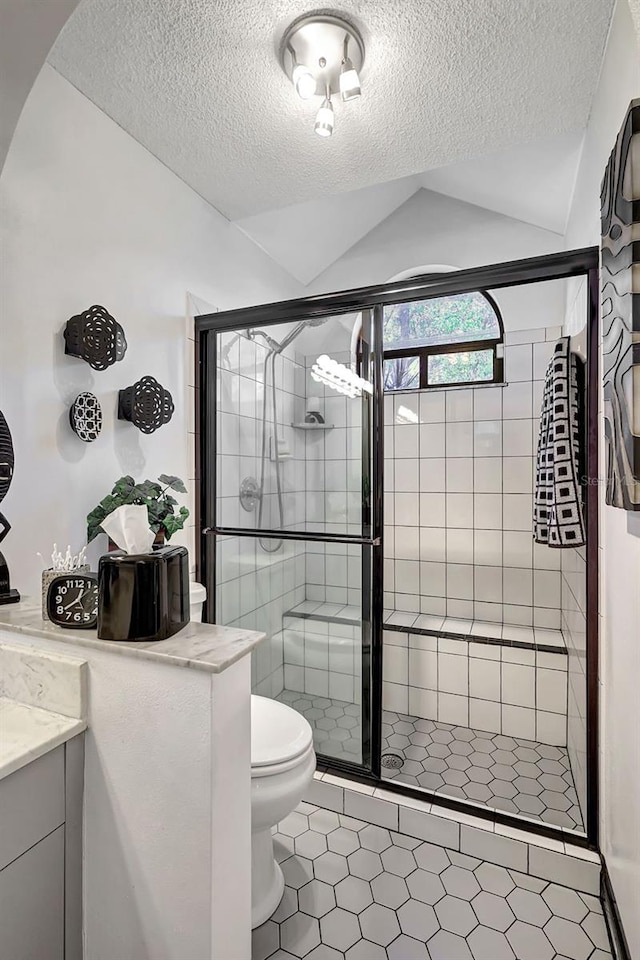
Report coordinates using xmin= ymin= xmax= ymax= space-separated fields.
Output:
xmin=383 ymin=326 xmax=565 ymax=628
xmin=561 ymin=547 xmax=587 ymax=817
xmin=215 ymin=331 xmax=307 ymax=696
xmin=383 ymin=630 xmax=569 ymax=746
xmin=562 ymin=275 xmax=590 ymax=824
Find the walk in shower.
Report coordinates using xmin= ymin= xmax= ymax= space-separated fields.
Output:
xmin=196 ymin=248 xmax=599 ymax=846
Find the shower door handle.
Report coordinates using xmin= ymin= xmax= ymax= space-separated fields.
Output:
xmin=202 ymin=527 xmax=380 ymax=547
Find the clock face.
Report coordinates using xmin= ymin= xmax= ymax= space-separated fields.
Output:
xmin=47 ymin=574 xmax=98 ymax=629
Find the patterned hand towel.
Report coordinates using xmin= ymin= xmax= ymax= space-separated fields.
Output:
xmin=533 ymin=337 xmax=585 ymax=547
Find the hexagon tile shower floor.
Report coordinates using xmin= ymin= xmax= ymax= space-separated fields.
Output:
xmin=276 ymin=691 xmax=583 ymax=831
xmin=252 ymin=802 xmax=610 ymax=960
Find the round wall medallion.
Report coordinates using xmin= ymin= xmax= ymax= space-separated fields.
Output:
xmin=64 ymin=305 xmax=127 ymax=371
xmin=118 ymin=375 xmax=174 ymax=434
xmin=69 ymin=392 xmax=102 ymax=442
xmin=0 ymin=410 xmax=14 ymax=505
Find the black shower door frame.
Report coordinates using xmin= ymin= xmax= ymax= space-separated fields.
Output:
xmin=196 ymin=245 xmax=600 ymax=850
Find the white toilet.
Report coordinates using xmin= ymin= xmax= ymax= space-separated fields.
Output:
xmin=251 ymin=695 xmax=316 ymax=928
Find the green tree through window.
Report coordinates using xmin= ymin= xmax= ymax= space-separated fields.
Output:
xmin=383 ymin=291 xmax=502 ymax=390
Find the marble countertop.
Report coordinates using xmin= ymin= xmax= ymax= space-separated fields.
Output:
xmin=0 ymin=698 xmax=87 ymax=780
xmin=0 ymin=600 xmax=265 ymax=675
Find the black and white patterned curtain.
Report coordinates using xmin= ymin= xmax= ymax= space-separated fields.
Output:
xmin=533 ymin=338 xmax=585 ymax=548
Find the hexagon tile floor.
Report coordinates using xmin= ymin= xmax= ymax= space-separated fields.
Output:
xmin=275 ymin=691 xmax=583 ymax=832
xmin=380 ymin=710 xmax=583 ymax=832
xmin=253 ymin=802 xmax=611 ymax=960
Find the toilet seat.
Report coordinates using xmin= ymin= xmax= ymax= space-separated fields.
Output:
xmin=251 ymin=696 xmax=314 ymax=778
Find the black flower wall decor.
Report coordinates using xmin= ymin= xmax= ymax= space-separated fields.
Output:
xmin=69 ymin=392 xmax=103 ymax=442
xmin=601 ymin=98 xmax=640 ymax=510
xmin=118 ymin=376 xmax=174 ymax=434
xmin=64 ymin=304 xmax=127 ymax=371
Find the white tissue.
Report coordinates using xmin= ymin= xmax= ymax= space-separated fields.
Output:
xmin=101 ymin=504 xmax=155 ymax=555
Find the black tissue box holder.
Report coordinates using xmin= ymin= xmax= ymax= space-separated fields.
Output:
xmin=97 ymin=545 xmax=189 ymax=642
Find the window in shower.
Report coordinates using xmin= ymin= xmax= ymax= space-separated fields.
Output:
xmin=382 ymin=290 xmax=504 ymax=390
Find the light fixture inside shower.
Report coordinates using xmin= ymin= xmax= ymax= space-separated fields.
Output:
xmin=311 ymin=355 xmax=372 ymax=398
xmin=280 ymin=12 xmax=365 ymax=138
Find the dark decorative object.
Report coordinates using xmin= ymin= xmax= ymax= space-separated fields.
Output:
xmin=46 ymin=573 xmax=98 ymax=629
xmin=87 ymin=474 xmax=189 ymax=543
xmin=601 ymin=98 xmax=640 ymax=510
xmin=118 ymin=375 xmax=174 ymax=434
xmin=0 ymin=409 xmax=19 ymax=604
xmin=69 ymin=392 xmax=102 ymax=442
xmin=64 ymin=304 xmax=127 ymax=371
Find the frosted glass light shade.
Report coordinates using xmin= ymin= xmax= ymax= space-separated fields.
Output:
xmin=292 ymin=64 xmax=316 ymax=100
xmin=314 ymin=99 xmax=334 ymax=138
xmin=339 ymin=61 xmax=361 ymax=101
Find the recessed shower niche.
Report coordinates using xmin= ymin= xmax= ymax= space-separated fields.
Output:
xmin=196 ymin=250 xmax=599 ymax=844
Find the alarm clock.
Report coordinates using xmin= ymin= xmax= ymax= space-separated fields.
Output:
xmin=46 ymin=573 xmax=98 ymax=629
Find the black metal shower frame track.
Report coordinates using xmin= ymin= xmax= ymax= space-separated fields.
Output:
xmin=196 ymin=245 xmax=600 ymax=851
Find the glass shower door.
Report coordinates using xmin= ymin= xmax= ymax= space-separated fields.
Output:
xmin=200 ymin=307 xmax=381 ymax=772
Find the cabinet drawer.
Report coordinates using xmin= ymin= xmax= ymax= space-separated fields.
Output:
xmin=0 ymin=824 xmax=64 ymax=960
xmin=0 ymin=745 xmax=65 ymax=869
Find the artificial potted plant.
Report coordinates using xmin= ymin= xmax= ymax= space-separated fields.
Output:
xmin=87 ymin=474 xmax=190 ymax=547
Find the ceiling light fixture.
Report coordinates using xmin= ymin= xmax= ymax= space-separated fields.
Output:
xmin=314 ymin=87 xmax=334 ymax=138
xmin=339 ymin=36 xmax=361 ymax=101
xmin=292 ymin=59 xmax=316 ymax=100
xmin=280 ymin=12 xmax=365 ymax=139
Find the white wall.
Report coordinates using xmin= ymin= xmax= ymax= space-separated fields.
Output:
xmin=0 ymin=0 xmax=80 ymax=172
xmin=564 ymin=1 xmax=640 ymax=954
xmin=310 ymin=186 xmax=566 ymax=330
xmin=0 ymin=65 xmax=303 ymax=598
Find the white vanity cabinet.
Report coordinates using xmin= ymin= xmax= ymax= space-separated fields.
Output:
xmin=0 ymin=737 xmax=84 ymax=960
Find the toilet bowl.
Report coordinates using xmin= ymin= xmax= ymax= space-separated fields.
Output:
xmin=189 ymin=581 xmax=206 ymax=622
xmin=251 ymin=695 xmax=316 ymax=928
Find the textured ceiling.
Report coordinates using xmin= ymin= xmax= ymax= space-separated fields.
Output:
xmin=234 ymin=129 xmax=584 ymax=282
xmin=48 ymin=0 xmax=614 ymax=221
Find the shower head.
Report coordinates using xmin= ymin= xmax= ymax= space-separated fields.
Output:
xmin=247 ymin=318 xmax=328 ymax=354
xmin=275 ymin=317 xmax=328 ymax=353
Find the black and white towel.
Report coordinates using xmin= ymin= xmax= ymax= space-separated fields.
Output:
xmin=534 ymin=337 xmax=585 ymax=547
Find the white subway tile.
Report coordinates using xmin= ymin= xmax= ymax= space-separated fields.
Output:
xmin=501 ymin=704 xmax=536 ymax=739
xmin=420 ymin=423 xmax=446 ymax=457
xmin=446 ymin=388 xmax=473 ymax=422
xmin=460 ymin=826 xmax=528 ymax=871
xmin=439 ymin=652 xmax=469 ymax=695
xmin=408 ymin=648 xmax=438 ymax=689
xmin=446 ymin=457 xmax=474 ymax=493
xmin=304 ymin=777 xmax=344 ymax=813
xmin=398 ymin=807 xmax=460 ymax=849
xmin=438 ymin=692 xmax=469 ymax=725
xmin=502 ymin=663 xmax=535 ymax=707
xmin=536 ymin=668 xmax=567 ymax=713
xmin=446 ymin=421 xmax=474 ymax=457
xmin=383 ymin=680 xmax=408 ymax=714
xmin=474 ymin=387 xmax=502 ymax=420
xmin=469 ymin=698 xmax=501 ymax=734
xmin=528 ymin=847 xmax=600 ymax=895
xmin=536 ymin=710 xmax=567 ymax=746
xmin=469 ymin=657 xmax=501 ymax=701
xmin=408 ymin=685 xmax=438 ymax=718
xmin=474 ymin=420 xmax=502 ymax=457
xmin=502 ymin=381 xmax=533 ymax=420
xmin=505 ymin=344 xmax=533 ymax=381
xmin=420 ymin=391 xmax=445 ymax=424
xmin=344 ymin=790 xmax=398 ymax=830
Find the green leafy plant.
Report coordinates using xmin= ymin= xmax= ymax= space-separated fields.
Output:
xmin=87 ymin=474 xmax=190 ymax=543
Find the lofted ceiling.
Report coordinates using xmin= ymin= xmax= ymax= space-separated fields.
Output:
xmin=48 ymin=0 xmax=614 ymax=223
xmin=234 ymin=128 xmax=586 ymax=282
